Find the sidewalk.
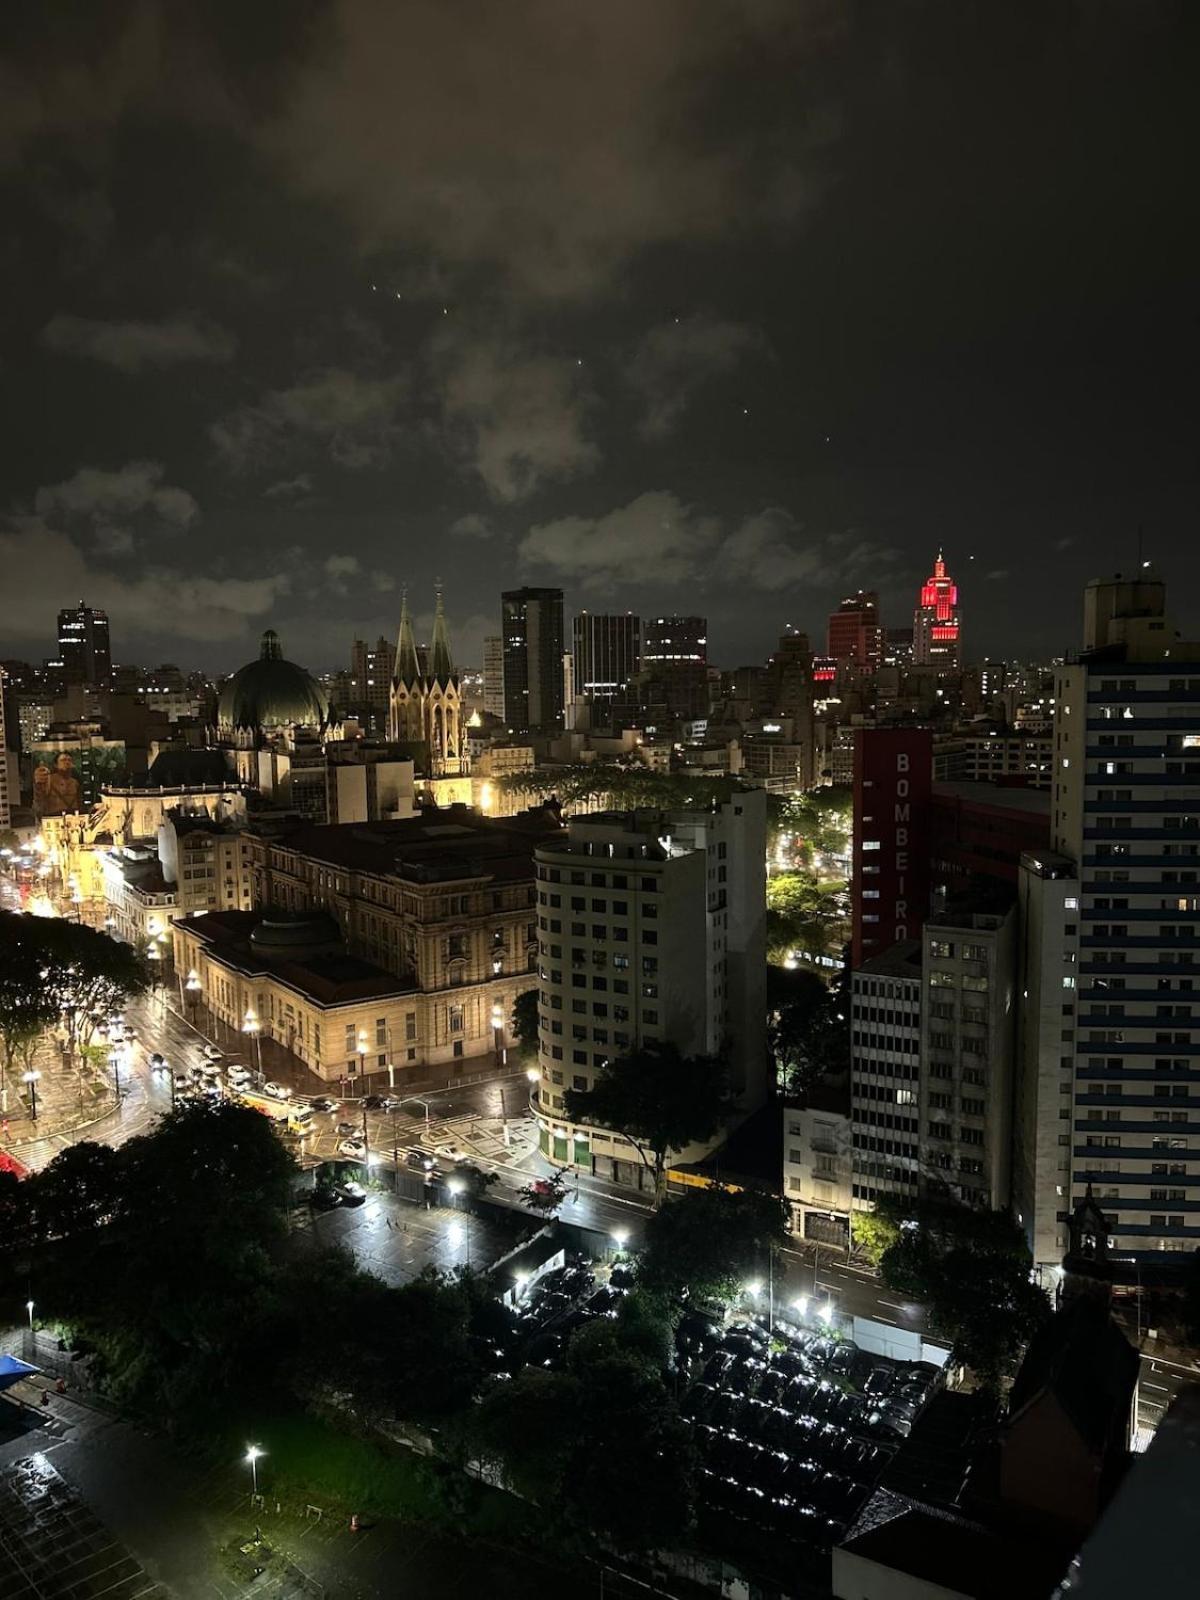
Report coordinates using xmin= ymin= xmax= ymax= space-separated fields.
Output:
xmin=1 ymin=1034 xmax=120 ymax=1149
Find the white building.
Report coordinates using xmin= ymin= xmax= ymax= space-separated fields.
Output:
xmin=850 ymin=941 xmax=923 ymax=1210
xmin=1018 ymin=573 xmax=1200 ymax=1262
xmin=532 ymin=790 xmax=766 ymax=1188
xmin=785 ymin=1087 xmax=854 ymax=1248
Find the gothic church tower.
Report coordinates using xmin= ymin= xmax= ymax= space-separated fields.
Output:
xmin=387 ymin=585 xmax=464 ymax=776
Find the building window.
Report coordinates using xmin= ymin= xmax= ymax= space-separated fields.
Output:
xmin=448 ymin=1004 xmax=464 ymax=1035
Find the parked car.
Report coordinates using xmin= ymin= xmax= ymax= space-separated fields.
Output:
xmin=172 ymin=1072 xmax=190 ymax=1092
xmin=338 ymin=1136 xmax=367 ymax=1159
xmin=226 ymin=1065 xmax=252 ymax=1088
xmin=382 ymin=1095 xmax=406 ymax=1112
xmin=405 ymin=1147 xmax=436 ymax=1170
xmin=310 ymin=1095 xmax=339 ymax=1114
xmin=433 ymin=1141 xmax=466 ymax=1164
xmin=361 ymin=1094 xmax=385 ymax=1111
xmin=202 ymin=1044 xmax=223 ymax=1061
xmin=334 ymin=1180 xmax=367 ymax=1206
xmin=335 ymin=1121 xmax=359 ymax=1138
xmin=310 ymin=1187 xmax=342 ymax=1211
xmin=263 ymin=1081 xmax=290 ymax=1101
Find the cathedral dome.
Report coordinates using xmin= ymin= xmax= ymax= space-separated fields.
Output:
xmin=218 ymin=630 xmax=330 ymax=734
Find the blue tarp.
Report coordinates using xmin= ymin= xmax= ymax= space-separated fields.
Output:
xmin=0 ymin=1354 xmax=41 ymax=1392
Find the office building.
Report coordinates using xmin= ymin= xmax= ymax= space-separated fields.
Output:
xmin=57 ymin=601 xmax=113 ymax=688
xmin=913 ymin=551 xmax=962 ymax=669
xmin=762 ymin=629 xmax=817 ymax=788
xmin=827 ymin=591 xmax=883 ymax=673
xmin=850 ymin=942 xmax=923 ymax=1209
xmin=532 ymin=790 xmax=766 ymax=1187
xmin=921 ymin=905 xmax=1018 ymax=1209
xmin=933 ymin=729 xmax=1053 ymax=788
xmin=852 ymin=728 xmax=933 ymax=967
xmin=573 ymin=612 xmax=640 ymax=724
xmin=1019 ymin=572 xmax=1200 ymax=1264
xmin=642 ymin=615 xmax=706 ymax=667
xmin=502 ymin=587 xmax=565 ymax=733
xmin=349 ymin=635 xmax=396 ymax=735
xmin=482 ymin=635 xmax=505 ymax=719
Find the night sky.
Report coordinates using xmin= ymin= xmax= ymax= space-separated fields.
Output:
xmin=2 ymin=1 xmax=1196 ymax=674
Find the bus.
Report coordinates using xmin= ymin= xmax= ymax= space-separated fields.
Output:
xmin=235 ymin=1091 xmax=314 ymax=1137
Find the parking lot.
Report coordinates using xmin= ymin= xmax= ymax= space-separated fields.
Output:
xmin=0 ymin=1451 xmax=168 ymax=1600
xmin=679 ymin=1312 xmax=941 ymax=1551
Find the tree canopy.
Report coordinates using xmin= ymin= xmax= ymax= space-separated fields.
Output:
xmin=869 ymin=1194 xmax=1051 ymax=1388
xmin=639 ymin=1182 xmax=790 ymax=1304
xmin=564 ymin=1042 xmax=730 ymax=1201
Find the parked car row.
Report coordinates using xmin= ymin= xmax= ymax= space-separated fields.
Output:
xmin=680 ymin=1318 xmax=941 ymax=1550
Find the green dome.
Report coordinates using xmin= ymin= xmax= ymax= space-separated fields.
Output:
xmin=218 ymin=630 xmax=330 ymax=733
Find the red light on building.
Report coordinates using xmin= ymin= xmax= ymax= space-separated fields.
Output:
xmin=812 ymin=656 xmax=837 ymax=683
xmin=913 ymin=550 xmax=962 ymax=668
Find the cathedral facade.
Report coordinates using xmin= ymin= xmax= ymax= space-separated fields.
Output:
xmin=387 ymin=587 xmax=465 ymax=777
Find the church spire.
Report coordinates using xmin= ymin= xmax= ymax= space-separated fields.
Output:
xmin=428 ymin=579 xmax=455 ymax=682
xmin=394 ymin=588 xmax=420 ymax=685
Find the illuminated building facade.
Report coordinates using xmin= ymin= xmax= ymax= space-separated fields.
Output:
xmin=913 ymin=551 xmax=962 ymax=668
xmin=851 ymin=727 xmax=933 ymax=967
xmin=827 ymin=591 xmax=882 ymax=673
xmin=57 ymin=601 xmax=113 ymax=688
xmin=388 ymin=587 xmax=464 ymax=775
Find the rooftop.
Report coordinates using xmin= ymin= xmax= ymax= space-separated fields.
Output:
xmin=262 ymin=803 xmax=562 ymax=883
xmin=932 ymin=780 xmax=1052 ymax=817
xmin=856 ymin=939 xmax=923 ymax=980
xmin=178 ymin=909 xmax=413 ymax=1006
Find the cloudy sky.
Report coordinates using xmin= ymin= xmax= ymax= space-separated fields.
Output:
xmin=2 ymin=0 xmax=1195 ymax=674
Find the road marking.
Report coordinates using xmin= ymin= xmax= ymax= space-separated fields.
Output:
xmin=878 ymin=1300 xmax=908 ymax=1311
xmin=1142 ymin=1381 xmax=1169 ymax=1392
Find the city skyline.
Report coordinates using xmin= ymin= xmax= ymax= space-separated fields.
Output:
xmin=2 ymin=4 xmax=1195 ymax=672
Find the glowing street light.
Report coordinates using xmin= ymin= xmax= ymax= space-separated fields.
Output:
xmin=245 ymin=1444 xmax=265 ymax=1495
xmin=26 ymin=1300 xmax=34 ymax=1331
xmin=242 ymin=1007 xmax=263 ymax=1073
xmin=22 ymin=1069 xmax=41 ymax=1120
xmin=744 ymin=1279 xmax=763 ymax=1300
xmin=514 ymin=1271 xmax=530 ymax=1301
xmin=818 ymin=1301 xmax=834 ymax=1326
xmin=611 ymin=1229 xmax=629 ymax=1252
xmin=791 ymin=1295 xmax=809 ymax=1319
xmin=525 ymin=1066 xmax=539 ymax=1083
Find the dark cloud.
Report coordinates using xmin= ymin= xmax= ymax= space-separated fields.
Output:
xmin=628 ymin=314 xmax=765 ymax=439
xmin=211 ymin=369 xmax=408 ymax=472
xmin=41 ymin=312 xmax=235 ymax=371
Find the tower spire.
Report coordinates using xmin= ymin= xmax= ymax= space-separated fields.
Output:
xmin=429 ymin=578 xmax=455 ymax=681
xmin=394 ymin=587 xmax=420 ymax=684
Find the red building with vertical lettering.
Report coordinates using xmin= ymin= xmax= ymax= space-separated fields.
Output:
xmin=852 ymin=728 xmax=933 ymax=966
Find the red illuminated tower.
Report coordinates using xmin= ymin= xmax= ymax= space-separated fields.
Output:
xmin=913 ymin=550 xmax=961 ymax=668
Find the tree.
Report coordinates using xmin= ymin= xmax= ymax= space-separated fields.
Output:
xmin=32 ymin=1142 xmax=124 ymax=1240
xmin=770 ymin=970 xmax=850 ymax=1095
xmin=564 ymin=1043 xmax=730 ymax=1203
xmin=640 ymin=1183 xmax=790 ymax=1304
xmin=35 ymin=920 xmax=149 ymax=1067
xmin=766 ymin=871 xmax=846 ymax=965
xmin=851 ymin=1209 xmax=900 ymax=1267
xmin=874 ymin=1195 xmax=1051 ymax=1389
xmin=511 ymin=988 xmax=539 ymax=1057
xmin=0 ymin=913 xmax=59 ymax=1101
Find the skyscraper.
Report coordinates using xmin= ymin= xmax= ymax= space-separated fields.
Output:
xmin=57 ymin=601 xmax=112 ymax=687
xmin=912 ymin=551 xmax=962 ymax=668
xmin=482 ymin=636 xmax=505 ymax=719
xmin=1016 ymin=572 xmax=1200 ymax=1273
xmin=642 ymin=615 xmax=706 ymax=666
xmin=827 ymin=591 xmax=882 ymax=672
xmin=572 ymin=612 xmax=640 ymax=723
xmin=349 ymin=635 xmax=395 ymax=735
xmin=501 ymin=588 xmax=564 ymax=733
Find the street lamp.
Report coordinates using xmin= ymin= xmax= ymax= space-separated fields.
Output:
xmin=242 ymin=1007 xmax=263 ymax=1075
xmin=356 ymin=1028 xmax=368 ymax=1086
xmin=22 ymin=1069 xmax=41 ymax=1120
xmin=245 ymin=1445 xmax=264 ymax=1496
xmin=818 ymin=1301 xmax=834 ymax=1326
xmin=491 ymin=999 xmax=505 ymax=1070
xmin=26 ymin=1300 xmax=34 ymax=1331
xmin=185 ymin=969 xmax=201 ymax=1019
xmin=611 ymin=1228 xmax=629 ymax=1262
xmin=791 ymin=1294 xmax=809 ymax=1320
xmin=109 ymin=1049 xmax=122 ymax=1101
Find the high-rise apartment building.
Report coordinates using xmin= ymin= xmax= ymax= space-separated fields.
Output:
xmin=912 ymin=552 xmax=962 ymax=669
xmin=850 ymin=942 xmax=923 ymax=1209
xmin=349 ymin=635 xmax=395 ymax=735
xmin=502 ymin=588 xmax=565 ymax=733
xmin=573 ymin=612 xmax=640 ymax=723
xmin=57 ymin=601 xmax=112 ymax=687
xmin=921 ymin=906 xmax=1017 ymax=1209
xmin=763 ymin=629 xmax=817 ymax=788
xmin=1016 ymin=573 xmax=1200 ymax=1269
xmin=828 ymin=591 xmax=883 ymax=673
xmin=532 ymin=790 xmax=766 ymax=1188
xmin=482 ymin=636 xmax=505 ymax=719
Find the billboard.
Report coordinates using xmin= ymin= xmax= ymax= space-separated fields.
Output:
xmin=32 ymin=740 xmax=126 ymax=816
